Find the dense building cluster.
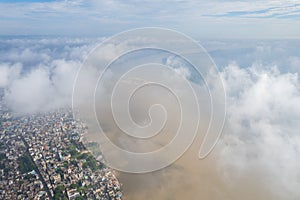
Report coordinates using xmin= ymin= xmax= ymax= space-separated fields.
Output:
xmin=0 ymin=94 xmax=122 ymax=200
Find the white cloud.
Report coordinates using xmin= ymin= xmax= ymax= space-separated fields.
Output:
xmin=165 ymin=56 xmax=191 ymax=79
xmin=0 ymin=63 xmax=22 ymax=87
xmin=0 ymin=37 xmax=88 ymax=114
xmin=219 ymin=63 xmax=300 ymax=199
xmin=4 ymin=59 xmax=81 ymax=114
xmin=5 ymin=67 xmax=56 ymax=113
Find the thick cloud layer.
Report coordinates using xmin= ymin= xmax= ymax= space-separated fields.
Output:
xmin=220 ymin=63 xmax=300 ymax=199
xmin=4 ymin=60 xmax=81 ymax=113
xmin=0 ymin=37 xmax=101 ymax=114
xmin=0 ymin=37 xmax=299 ymax=199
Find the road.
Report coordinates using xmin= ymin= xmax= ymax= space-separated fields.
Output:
xmin=20 ymin=135 xmax=54 ymax=200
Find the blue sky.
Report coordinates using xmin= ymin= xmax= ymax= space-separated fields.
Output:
xmin=0 ymin=0 xmax=300 ymax=38
xmin=0 ymin=0 xmax=54 ymax=2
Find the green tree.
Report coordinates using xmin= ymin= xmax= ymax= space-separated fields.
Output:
xmin=75 ymin=196 xmax=86 ymax=200
xmin=54 ymin=185 xmax=68 ymax=200
xmin=0 ymin=153 xmax=6 ymax=161
xmin=17 ymin=153 xmax=35 ymax=173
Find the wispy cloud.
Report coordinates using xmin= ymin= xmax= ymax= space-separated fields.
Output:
xmin=1 ymin=0 xmax=300 ymax=38
xmin=207 ymin=2 xmax=300 ymax=19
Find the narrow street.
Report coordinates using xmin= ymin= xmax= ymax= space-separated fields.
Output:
xmin=20 ymin=135 xmax=54 ymax=200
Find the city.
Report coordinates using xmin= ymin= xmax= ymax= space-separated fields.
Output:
xmin=0 ymin=89 xmax=122 ymax=200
